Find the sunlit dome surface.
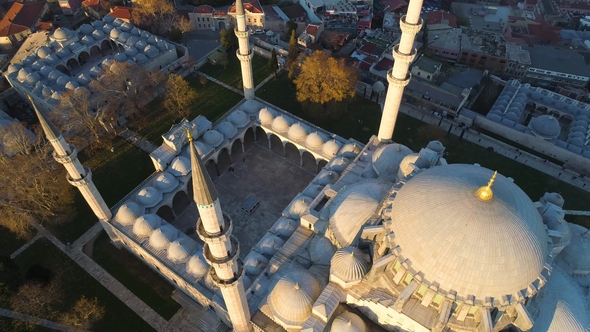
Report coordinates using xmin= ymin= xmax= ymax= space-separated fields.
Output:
xmin=259 ymin=107 xmax=275 ymax=125
xmin=310 ymin=236 xmax=336 ymax=265
xmin=330 ymin=246 xmax=370 ymax=283
xmin=167 ymin=236 xmax=197 ymax=263
xmin=272 ymin=116 xmax=290 ymax=133
xmin=115 ymin=201 xmax=142 ymax=225
xmin=186 ymin=253 xmax=209 ymax=278
xmin=136 ymin=186 xmax=162 ymax=207
xmin=371 ymin=143 xmax=413 ymax=177
xmin=153 ymin=172 xmax=178 ymax=193
xmin=149 ymin=224 xmax=178 ymax=250
xmin=268 ymin=270 xmax=322 ymax=327
xmin=388 ymin=164 xmax=549 ymax=302
xmin=288 ymin=123 xmax=308 ymax=141
xmin=133 ymin=214 xmax=162 ymax=237
xmin=330 ymin=312 xmax=367 ymax=332
xmin=169 ymin=156 xmax=191 ymax=177
xmin=323 ymin=140 xmax=341 ymax=157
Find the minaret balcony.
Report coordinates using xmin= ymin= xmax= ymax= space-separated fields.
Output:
xmin=197 ymin=213 xmax=233 ymax=244
xmin=53 ymin=144 xmax=77 ymax=165
xmin=208 ymin=255 xmax=246 ymax=286
xmin=67 ymin=166 xmax=92 ymax=187
xmin=234 ymin=29 xmax=249 ymax=39
xmin=387 ymin=71 xmax=411 ymax=88
xmin=392 ymin=44 xmax=417 ymax=64
xmin=236 ymin=49 xmax=253 ymax=62
xmin=399 ymin=15 xmax=423 ymax=35
xmin=203 ymin=234 xmax=240 ymax=267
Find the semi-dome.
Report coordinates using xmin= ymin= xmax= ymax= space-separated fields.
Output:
xmin=330 ymin=312 xmax=366 ymax=332
xmin=305 ymin=132 xmax=324 ymax=150
xmin=322 ymin=140 xmax=341 ymax=157
xmin=314 ymin=170 xmax=339 ymax=186
xmin=267 ymin=270 xmax=322 ymax=328
xmin=339 ymin=143 xmax=361 ymax=158
xmin=115 ymin=201 xmax=142 ymax=225
xmin=259 ymin=107 xmax=275 ymax=125
xmin=388 ymin=164 xmax=549 ymax=302
xmin=272 ymin=116 xmax=290 ymax=133
xmin=228 ymin=110 xmax=249 ymax=128
xmin=167 ymin=236 xmax=197 ymax=263
xmin=242 ymin=99 xmax=260 ymax=114
xmin=288 ymin=123 xmax=308 ymax=141
xmin=203 ymin=130 xmax=224 ymax=147
xmin=186 ymin=253 xmax=209 ymax=278
xmin=330 ymin=246 xmax=370 ymax=284
xmin=529 ymin=115 xmax=561 ymax=139
xmin=132 ymin=214 xmax=162 ymax=237
xmin=217 ymin=121 xmax=237 ymax=139
xmin=309 ymin=236 xmax=336 ymax=265
xmin=558 ymin=224 xmax=590 ymax=273
xmin=169 ymin=156 xmax=191 ymax=177
xmin=136 ymin=186 xmax=162 ymax=207
xmin=273 ymin=217 xmax=298 ymax=237
xmin=372 ymin=143 xmax=413 ymax=177
xmin=153 ymin=172 xmax=178 ymax=193
xmin=329 ymin=180 xmax=390 ymax=247
xmin=327 ymin=156 xmax=350 ymax=173
xmin=149 ymin=224 xmax=178 ymax=250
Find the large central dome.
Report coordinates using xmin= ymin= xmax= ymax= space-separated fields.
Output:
xmin=388 ymin=164 xmax=549 ymax=302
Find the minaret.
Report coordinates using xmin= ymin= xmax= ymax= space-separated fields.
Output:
xmin=377 ymin=0 xmax=424 ymax=141
xmin=189 ymin=130 xmax=251 ymax=332
xmin=30 ymin=97 xmax=112 ymax=223
xmin=234 ymin=0 xmax=255 ymax=100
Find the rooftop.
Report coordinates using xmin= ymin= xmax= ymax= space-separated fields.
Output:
xmin=450 ymin=3 xmax=513 ymax=32
xmin=413 ymin=56 xmax=442 ymax=74
xmin=110 ymin=6 xmax=133 ymax=20
xmin=460 ymin=27 xmax=506 ymax=57
xmin=505 ymin=42 xmax=531 ymax=64
xmin=0 ymin=0 xmax=47 ymax=37
xmin=229 ymin=0 xmax=263 ymax=14
xmin=528 ymin=45 xmax=590 ymax=77
xmin=426 ymin=10 xmax=457 ymax=28
xmin=281 ymin=5 xmax=307 ymax=19
xmin=407 ymin=78 xmax=465 ymax=108
xmin=427 ymin=28 xmax=461 ymax=52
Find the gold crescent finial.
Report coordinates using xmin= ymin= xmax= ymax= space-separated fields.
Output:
xmin=477 ymin=171 xmax=497 ymax=201
xmin=186 ymin=128 xmax=193 ymax=142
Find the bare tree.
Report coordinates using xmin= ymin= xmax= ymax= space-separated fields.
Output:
xmin=163 ymin=74 xmax=197 ymax=118
xmin=9 ymin=278 xmax=62 ymax=330
xmin=60 ymin=296 xmax=106 ymax=329
xmin=58 ymin=88 xmax=114 ymax=142
xmin=175 ymin=16 xmax=193 ymax=43
xmin=1 ymin=122 xmax=36 ymax=155
xmin=131 ymin=0 xmax=177 ymax=34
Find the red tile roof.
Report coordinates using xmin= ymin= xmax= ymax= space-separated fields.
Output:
xmin=194 ymin=5 xmax=214 ymax=14
xmin=36 ymin=21 xmax=53 ymax=31
xmin=381 ymin=0 xmax=407 ymax=11
xmin=374 ymin=57 xmax=393 ymax=71
xmin=229 ymin=0 xmax=263 ymax=14
xmin=0 ymin=0 xmax=47 ymax=37
xmin=426 ymin=10 xmax=457 ymax=28
xmin=110 ymin=6 xmax=133 ymax=20
xmin=305 ymin=23 xmax=320 ymax=35
xmin=82 ymin=0 xmax=100 ymax=10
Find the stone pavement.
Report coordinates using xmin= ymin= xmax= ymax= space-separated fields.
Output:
xmin=118 ymin=129 xmax=159 ymax=154
xmin=0 ymin=307 xmax=86 ymax=332
xmin=196 ymin=72 xmax=244 ymax=96
xmin=9 ymin=233 xmax=42 ymax=259
xmin=255 ymin=73 xmax=275 ymax=91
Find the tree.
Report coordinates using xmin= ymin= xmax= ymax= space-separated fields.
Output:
xmin=58 ymin=88 xmax=115 ymax=142
xmin=288 ymin=30 xmax=298 ymax=66
xmin=285 ymin=20 xmax=297 ymax=41
xmin=293 ymin=51 xmax=357 ymax=110
xmin=175 ymin=16 xmax=193 ymax=44
xmin=131 ymin=0 xmax=177 ymax=34
xmin=10 ymin=277 xmax=62 ymax=330
xmin=163 ymin=74 xmax=198 ymax=118
xmin=219 ymin=52 xmax=229 ymax=69
xmin=1 ymin=122 xmax=35 ymax=155
xmin=268 ymin=48 xmax=279 ymax=79
xmin=220 ymin=28 xmax=237 ymax=50
xmin=60 ymin=296 xmax=106 ymax=330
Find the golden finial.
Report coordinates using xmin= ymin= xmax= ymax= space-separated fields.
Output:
xmin=186 ymin=128 xmax=193 ymax=142
xmin=477 ymin=171 xmax=498 ymax=201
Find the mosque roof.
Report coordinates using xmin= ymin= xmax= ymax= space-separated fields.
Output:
xmin=167 ymin=236 xmax=197 ymax=263
xmin=132 ymin=214 xmax=162 ymax=237
xmin=529 ymin=115 xmax=560 ymax=138
xmin=267 ymin=269 xmax=322 ymax=327
xmin=153 ymin=171 xmax=178 ymax=193
xmin=388 ymin=164 xmax=549 ymax=303
xmin=558 ymin=224 xmax=590 ymax=273
xmin=149 ymin=224 xmax=179 ymax=250
xmin=330 ymin=311 xmax=367 ymax=332
xmin=114 ymin=201 xmax=142 ymax=225
xmin=309 ymin=236 xmax=336 ymax=265
xmin=186 ymin=253 xmax=209 ymax=278
xmin=371 ymin=143 xmax=413 ymax=177
xmin=330 ymin=246 xmax=370 ymax=283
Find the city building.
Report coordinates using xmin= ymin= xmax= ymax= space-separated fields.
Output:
xmin=0 ymin=0 xmax=49 ymax=49
xmin=228 ymin=0 xmax=265 ymax=28
xmin=450 ymin=3 xmax=514 ymax=33
xmin=299 ymin=0 xmax=373 ymax=33
xmin=524 ymin=45 xmax=590 ymax=88
xmin=81 ymin=0 xmax=106 ymax=20
xmin=59 ymin=0 xmax=83 ymax=16
xmin=425 ymin=10 xmax=457 ymax=30
xmin=3 ymin=15 xmax=188 ymax=114
xmin=190 ymin=0 xmax=264 ymax=31
xmin=426 ymin=28 xmax=461 ymax=62
xmin=282 ymin=4 xmax=307 ymax=22
xmin=410 ymin=56 xmax=441 ymax=81
xmin=458 ymin=28 xmax=507 ymax=75
xmin=504 ymin=42 xmax=530 ymax=79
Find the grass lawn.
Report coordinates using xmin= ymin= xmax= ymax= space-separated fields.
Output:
xmin=0 ymin=226 xmax=34 ymax=257
xmin=199 ymin=52 xmax=270 ymax=89
xmin=91 ymin=232 xmax=181 ymax=320
xmin=257 ymin=73 xmax=382 ymax=143
xmin=11 ymin=238 xmax=155 ymax=331
xmin=131 ymin=76 xmax=243 ymax=146
xmin=46 ymin=137 xmax=154 ymax=243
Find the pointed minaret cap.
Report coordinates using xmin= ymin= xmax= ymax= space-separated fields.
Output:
xmin=235 ymin=0 xmax=245 ymax=16
xmin=187 ymin=128 xmax=218 ymax=205
xmin=28 ymin=95 xmax=61 ymax=141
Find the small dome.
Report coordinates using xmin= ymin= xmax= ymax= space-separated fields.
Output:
xmin=144 ymin=45 xmax=158 ymax=58
xmin=339 ymin=143 xmax=361 ymax=158
xmin=217 ymin=121 xmax=238 ymax=139
xmin=259 ymin=235 xmax=285 ymax=256
xmin=92 ymin=29 xmax=105 ymax=39
xmin=169 ymin=156 xmax=191 ymax=177
xmin=310 ymin=236 xmax=336 ymax=265
xmin=124 ymin=46 xmax=138 ymax=57
xmin=114 ymin=53 xmax=127 ymax=62
xmin=157 ymin=40 xmax=167 ymax=50
xmin=6 ymin=63 xmax=21 ymax=74
xmin=372 ymin=81 xmax=385 ymax=93
xmin=327 ymin=157 xmax=350 ymax=173
xmin=267 ymin=270 xmax=322 ymax=327
xmin=135 ymin=53 xmax=148 ymax=64
xmin=110 ymin=27 xmax=121 ymax=39
xmin=42 ymin=87 xmax=53 ymax=98
xmin=288 ymin=195 xmax=312 ymax=218
xmin=322 ymin=140 xmax=341 ymax=157
xmin=147 ymin=35 xmax=157 ymax=45
xmin=559 ymin=224 xmax=590 ymax=273
xmin=530 ymin=115 xmax=561 ymax=139
xmin=153 ymin=172 xmax=178 ymax=193
xmin=244 ymin=254 xmax=269 ymax=276
xmin=36 ymin=46 xmax=51 ymax=58
xmin=303 ymin=184 xmax=323 ymax=198
xmin=131 ymin=27 xmax=140 ymax=36
xmin=77 ymin=72 xmax=91 ymax=84
xmin=272 ymin=116 xmax=290 ymax=133
xmin=186 ymin=253 xmax=209 ymax=278
xmin=331 ymin=312 xmax=366 ymax=332
xmin=64 ymin=81 xmax=79 ymax=90
xmin=372 ymin=143 xmax=413 ymax=177
xmin=120 ymin=22 xmax=133 ymax=32
xmin=228 ymin=110 xmax=249 ymax=128
xmin=242 ymin=99 xmax=260 ymax=114
xmin=136 ymin=186 xmax=162 ymax=207
xmin=16 ymin=68 xmax=30 ymax=83
xmin=103 ymin=14 xmax=115 ymax=23
xmin=541 ymin=192 xmax=565 ymax=208
xmin=167 ymin=236 xmax=197 ymax=263
xmin=132 ymin=214 xmax=162 ymax=237
xmin=53 ymin=28 xmax=68 ymax=41
xmin=149 ymin=224 xmax=178 ymax=250
xmin=135 ymin=39 xmax=147 ymax=50
xmin=25 ymin=72 xmax=41 ymax=86
xmin=79 ymin=23 xmax=94 ymax=35
xmin=330 ymin=247 xmax=370 ymax=283
xmin=115 ymin=202 xmax=142 ymax=225
xmin=259 ymin=107 xmax=275 ymax=125
xmin=305 ymin=132 xmax=324 ymax=150
xmin=314 ymin=170 xmax=339 ymax=186
xmin=55 ymin=76 xmax=69 ymax=87
xmin=427 ymin=140 xmax=445 ymax=153
xmin=118 ymin=32 xmax=131 ymax=43
xmin=288 ymin=123 xmax=308 ymax=141
xmin=203 ymin=130 xmax=224 ymax=147
xmin=273 ymin=217 xmax=298 ymax=237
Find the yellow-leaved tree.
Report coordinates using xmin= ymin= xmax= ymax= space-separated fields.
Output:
xmin=293 ymin=51 xmax=357 ymax=113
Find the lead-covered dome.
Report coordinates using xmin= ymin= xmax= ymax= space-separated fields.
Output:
xmin=136 ymin=186 xmax=162 ymax=207
xmin=309 ymin=236 xmax=336 ymax=265
xmin=529 ymin=115 xmax=560 ymax=139
xmin=169 ymin=156 xmax=190 ymax=176
xmin=330 ymin=247 xmax=370 ymax=285
xmin=288 ymin=122 xmax=307 ymax=141
xmin=330 ymin=312 xmax=366 ymax=332
xmin=149 ymin=224 xmax=178 ymax=250
xmin=558 ymin=224 xmax=590 ymax=273
xmin=259 ymin=107 xmax=275 ymax=125
xmin=186 ymin=253 xmax=208 ymax=278
xmin=115 ymin=202 xmax=142 ymax=225
xmin=268 ymin=270 xmax=322 ymax=328
xmin=153 ymin=172 xmax=178 ymax=193
xmin=372 ymin=143 xmax=412 ymax=177
xmin=272 ymin=115 xmax=290 ymax=133
xmin=388 ymin=164 xmax=549 ymax=302
xmin=229 ymin=110 xmax=249 ymax=128
xmin=133 ymin=214 xmax=162 ymax=237
xmin=167 ymin=236 xmax=197 ymax=263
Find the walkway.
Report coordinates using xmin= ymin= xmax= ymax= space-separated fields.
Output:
xmin=10 ymin=233 xmax=42 ymax=259
xmin=255 ymin=73 xmax=275 ymax=91
xmin=118 ymin=129 xmax=159 ymax=154
xmin=196 ymin=72 xmax=244 ymax=96
xmin=0 ymin=307 xmax=86 ymax=332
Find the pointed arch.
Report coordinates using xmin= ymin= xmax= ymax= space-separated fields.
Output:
xmin=269 ymin=133 xmax=283 ymax=155
xmin=78 ymin=51 xmax=90 ymax=65
xmin=284 ymin=141 xmax=300 ymax=164
xmin=172 ymin=190 xmax=191 ymax=216
xmin=90 ymin=45 xmax=100 ymax=56
xmin=205 ymin=159 xmax=219 ymax=180
xmin=217 ymin=147 xmax=232 ymax=174
xmin=66 ymin=58 xmax=80 ymax=69
xmin=302 ymin=150 xmax=318 ymax=173
xmin=101 ymin=39 xmax=112 ymax=50
xmin=55 ymin=64 xmax=70 ymax=75
xmin=255 ymin=126 xmax=267 ymax=146
xmin=157 ymin=205 xmax=175 ymax=222
xmin=317 ymin=159 xmax=329 ymax=173
xmin=230 ymin=138 xmax=244 ymax=160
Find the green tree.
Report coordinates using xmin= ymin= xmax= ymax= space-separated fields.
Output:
xmin=288 ymin=30 xmax=298 ymax=66
xmin=285 ymin=19 xmax=297 ymax=41
xmin=293 ymin=51 xmax=357 ymax=113
xmin=163 ymin=74 xmax=198 ymax=118
xmin=268 ymin=48 xmax=279 ymax=79
xmin=220 ymin=27 xmax=237 ymax=50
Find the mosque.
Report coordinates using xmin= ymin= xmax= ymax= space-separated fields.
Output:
xmin=30 ymin=0 xmax=590 ymax=330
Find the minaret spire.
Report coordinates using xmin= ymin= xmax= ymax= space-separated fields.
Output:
xmin=234 ymin=0 xmax=255 ymax=100
xmin=377 ymin=0 xmax=424 ymax=141
xmin=189 ymin=129 xmax=251 ymax=332
xmin=29 ymin=96 xmax=112 ymax=222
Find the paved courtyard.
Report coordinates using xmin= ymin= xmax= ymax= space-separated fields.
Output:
xmin=173 ymin=142 xmax=315 ymax=258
